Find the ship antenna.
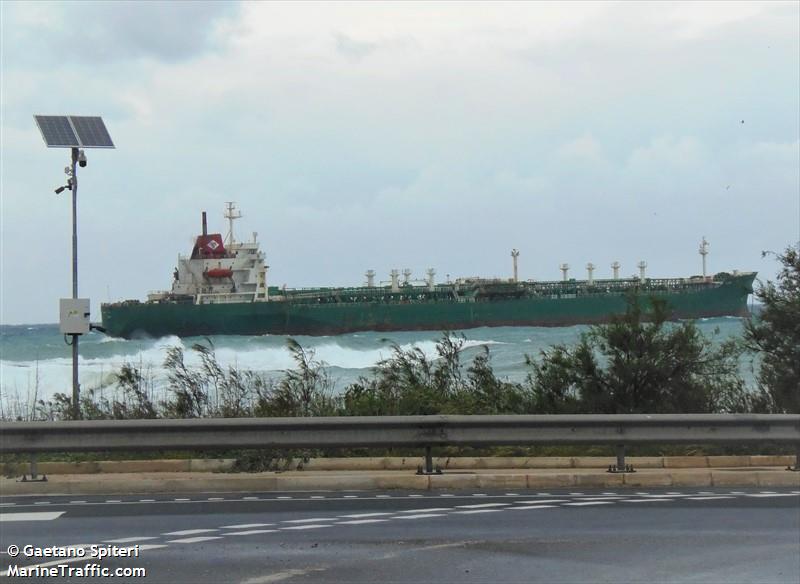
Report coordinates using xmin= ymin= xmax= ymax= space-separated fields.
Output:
xmin=699 ymin=236 xmax=709 ymax=278
xmin=224 ymin=201 xmax=242 ymax=246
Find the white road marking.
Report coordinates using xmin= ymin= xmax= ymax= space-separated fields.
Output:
xmin=563 ymin=501 xmax=613 ymax=506
xmin=0 ymin=503 xmax=16 ymax=507
xmin=343 ymin=495 xmax=358 ymax=499
xmin=338 ymin=519 xmax=389 ymax=525
xmin=277 ymin=496 xmax=292 ymax=499
xmin=396 ymin=514 xmax=445 ymax=519
xmin=602 ymin=492 xmax=618 ymax=495
xmin=697 ymin=491 xmax=714 ymax=495
xmin=515 ymin=499 xmax=567 ymax=505
xmin=0 ymin=511 xmax=65 ymax=522
xmin=456 ymin=503 xmax=509 ymax=509
xmin=569 ymin=492 xmax=584 ymax=496
xmin=242 ymin=497 xmax=260 ymax=501
xmin=575 ymin=496 xmax=625 ymax=501
xmin=665 ymin=492 xmax=683 ymax=495
xmin=642 ymin=494 xmax=691 ymax=498
xmin=507 ymin=505 xmax=557 ymax=511
xmin=310 ymin=496 xmax=325 ymax=499
xmin=339 ymin=513 xmax=394 ymax=519
xmin=745 ymin=493 xmax=799 ymax=498
xmin=759 ymin=491 xmax=777 ymax=494
xmin=283 ymin=518 xmax=338 ymax=524
xmin=167 ymin=536 xmax=223 ymax=544
xmin=34 ymin=502 xmax=51 ymax=505
xmin=139 ymin=499 xmax=155 ymax=503
xmin=472 ymin=493 xmax=488 ymax=497
xmin=104 ymin=537 xmax=160 ymax=544
xmin=376 ymin=495 xmax=392 ymax=498
xmin=728 ymin=491 xmax=745 ymax=495
xmin=537 ymin=492 xmax=552 ymax=496
xmin=221 ymin=523 xmax=274 ymax=529
xmin=635 ymin=492 xmax=650 ymax=495
xmin=282 ymin=524 xmax=331 ymax=530
xmin=399 ymin=508 xmax=452 ymax=513
xmin=505 ymin=493 xmax=519 ymax=496
xmin=226 ymin=529 xmax=278 ymax=536
xmin=71 ymin=501 xmax=87 ymax=504
xmin=454 ymin=509 xmax=502 ymax=514
xmin=686 ymin=496 xmax=734 ymax=501
xmin=207 ymin=497 xmax=224 ymax=501
xmin=138 ymin=544 xmax=169 ymax=551
xmin=439 ymin=494 xmax=455 ymax=497
xmin=408 ymin=494 xmax=424 ymax=498
xmin=621 ymin=498 xmax=674 ymax=503
xmin=174 ymin=498 xmax=191 ymax=502
xmin=106 ymin=500 xmax=122 ymax=503
xmin=163 ymin=529 xmax=219 ymax=536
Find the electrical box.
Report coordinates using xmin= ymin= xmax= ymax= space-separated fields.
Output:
xmin=60 ymin=298 xmax=90 ymax=334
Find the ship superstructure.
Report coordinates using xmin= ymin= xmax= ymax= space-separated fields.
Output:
xmin=147 ymin=203 xmax=269 ymax=306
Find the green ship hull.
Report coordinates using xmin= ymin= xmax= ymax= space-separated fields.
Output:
xmin=101 ymin=273 xmax=756 ymax=338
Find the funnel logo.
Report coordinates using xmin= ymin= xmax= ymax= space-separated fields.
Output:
xmin=206 ymin=240 xmax=219 ymax=251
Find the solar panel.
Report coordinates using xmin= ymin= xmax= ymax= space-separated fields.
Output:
xmin=69 ymin=116 xmax=114 ymax=148
xmin=34 ymin=115 xmax=115 ymax=148
xmin=34 ymin=115 xmax=80 ymax=147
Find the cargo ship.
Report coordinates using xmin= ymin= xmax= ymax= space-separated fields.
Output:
xmin=101 ymin=205 xmax=756 ymax=339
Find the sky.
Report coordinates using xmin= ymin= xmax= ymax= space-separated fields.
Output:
xmin=1 ymin=0 xmax=798 ymax=325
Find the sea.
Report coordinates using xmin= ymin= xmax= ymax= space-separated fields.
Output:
xmin=0 ymin=317 xmax=757 ymax=416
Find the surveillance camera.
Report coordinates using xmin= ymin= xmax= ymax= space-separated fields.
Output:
xmin=55 ymin=186 xmax=66 ymax=194
xmin=78 ymin=149 xmax=87 ymax=168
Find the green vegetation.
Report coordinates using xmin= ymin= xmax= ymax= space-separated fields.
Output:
xmin=745 ymin=245 xmax=800 ymax=413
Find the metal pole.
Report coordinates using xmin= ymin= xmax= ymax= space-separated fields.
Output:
xmin=615 ymin=444 xmax=625 ymax=471
xmin=71 ymin=148 xmax=80 ymax=420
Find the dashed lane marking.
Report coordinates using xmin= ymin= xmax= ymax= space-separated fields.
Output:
xmin=167 ymin=536 xmax=223 ymax=544
xmin=454 ymin=509 xmax=503 ymax=514
xmin=563 ymin=501 xmax=613 ymax=506
xmin=0 ymin=503 xmax=15 ymax=507
xmin=745 ymin=493 xmax=798 ymax=498
xmin=0 ymin=511 xmax=65 ymax=522
xmin=139 ymin=499 xmax=155 ymax=503
xmin=34 ymin=502 xmax=51 ymax=505
xmin=207 ymin=497 xmax=224 ymax=501
xmin=242 ymin=497 xmax=260 ymax=501
xmin=399 ymin=508 xmax=452 ymax=513
xmin=396 ymin=514 xmax=446 ymax=519
xmin=337 ymin=519 xmax=390 ymax=525
xmin=339 ymin=513 xmax=394 ymax=519
xmin=408 ymin=494 xmax=424 ymax=498
xmin=343 ymin=495 xmax=358 ymax=499
xmin=174 ymin=498 xmax=191 ymax=502
xmin=277 ymin=496 xmax=292 ymax=499
xmin=514 ymin=499 xmax=567 ymax=505
xmin=376 ymin=495 xmax=392 ymax=498
xmin=283 ymin=518 xmax=338 ymax=524
xmin=310 ymin=496 xmax=325 ymax=499
xmin=163 ymin=529 xmax=219 ymax=536
xmin=104 ymin=537 xmax=160 ymax=543
xmin=220 ymin=523 xmax=274 ymax=529
xmin=686 ymin=496 xmax=735 ymax=501
xmin=620 ymin=498 xmax=674 ymax=503
xmin=507 ymin=505 xmax=557 ymax=511
xmin=456 ymin=503 xmax=509 ymax=509
xmin=226 ymin=529 xmax=278 ymax=536
xmin=505 ymin=493 xmax=519 ymax=496
xmin=281 ymin=524 xmax=331 ymax=530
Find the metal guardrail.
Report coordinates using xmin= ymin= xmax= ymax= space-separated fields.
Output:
xmin=2 ymin=414 xmax=799 ymax=475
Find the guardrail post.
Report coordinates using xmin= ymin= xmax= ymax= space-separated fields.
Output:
xmin=607 ymin=444 xmax=635 ymax=473
xmin=18 ymin=454 xmax=47 ymax=483
xmin=416 ymin=445 xmax=442 ymax=475
xmin=788 ymin=444 xmax=800 ymax=472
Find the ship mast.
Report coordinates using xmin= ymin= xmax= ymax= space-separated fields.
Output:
xmin=224 ymin=201 xmax=242 ymax=246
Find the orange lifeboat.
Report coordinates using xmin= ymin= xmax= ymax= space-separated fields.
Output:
xmin=206 ymin=268 xmax=233 ymax=278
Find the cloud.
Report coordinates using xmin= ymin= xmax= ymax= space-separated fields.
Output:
xmin=4 ymin=0 xmax=239 ymax=65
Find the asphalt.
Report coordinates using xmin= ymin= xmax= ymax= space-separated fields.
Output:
xmin=1 ymin=488 xmax=798 ymax=583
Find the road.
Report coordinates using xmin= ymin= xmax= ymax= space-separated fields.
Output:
xmin=1 ymin=488 xmax=798 ymax=583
